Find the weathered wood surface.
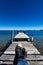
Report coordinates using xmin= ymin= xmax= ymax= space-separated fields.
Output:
xmin=0 ymin=60 xmax=43 ymax=65
xmin=0 ymin=54 xmax=43 ymax=61
xmin=0 ymin=54 xmax=43 ymax=65
xmin=4 ymin=42 xmax=40 ymax=54
xmin=0 ymin=41 xmax=43 ymax=65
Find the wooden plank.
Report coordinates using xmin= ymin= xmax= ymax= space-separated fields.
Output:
xmin=4 ymin=50 xmax=40 ymax=55
xmin=0 ymin=61 xmax=13 ymax=65
xmin=29 ymin=61 xmax=43 ymax=65
xmin=0 ymin=61 xmax=43 ymax=65
xmin=0 ymin=54 xmax=43 ymax=61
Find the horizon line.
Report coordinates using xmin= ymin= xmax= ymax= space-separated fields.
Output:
xmin=0 ymin=27 xmax=43 ymax=30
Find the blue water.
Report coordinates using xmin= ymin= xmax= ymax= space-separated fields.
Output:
xmin=0 ymin=30 xmax=43 ymax=53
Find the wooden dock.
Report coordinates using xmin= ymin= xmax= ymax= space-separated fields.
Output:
xmin=0 ymin=41 xmax=43 ymax=65
xmin=0 ymin=32 xmax=43 ymax=65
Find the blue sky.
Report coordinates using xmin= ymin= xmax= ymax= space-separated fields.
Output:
xmin=0 ymin=0 xmax=43 ymax=30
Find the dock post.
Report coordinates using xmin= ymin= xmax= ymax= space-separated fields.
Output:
xmin=11 ymin=30 xmax=14 ymax=43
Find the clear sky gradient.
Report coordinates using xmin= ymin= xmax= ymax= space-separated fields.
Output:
xmin=0 ymin=0 xmax=43 ymax=30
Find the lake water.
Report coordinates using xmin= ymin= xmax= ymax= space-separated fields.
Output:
xmin=0 ymin=30 xmax=43 ymax=54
